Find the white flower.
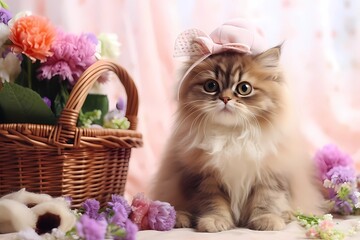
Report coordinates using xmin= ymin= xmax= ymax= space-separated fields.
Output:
xmin=43 ymin=228 xmax=66 ymax=240
xmin=323 ymin=214 xmax=333 ymax=221
xmin=31 ymin=200 xmax=76 ymax=233
xmin=0 ymin=23 xmax=10 ymax=47
xmin=323 ymin=179 xmax=334 ymax=188
xmin=7 ymin=11 xmax=32 ymax=28
xmin=97 ymin=33 xmax=121 ymax=59
xmin=0 ymin=51 xmax=21 ymax=83
xmin=16 ymin=228 xmax=42 ymax=240
xmin=355 ymin=220 xmax=360 ymax=231
xmin=348 ymin=228 xmax=356 ymax=236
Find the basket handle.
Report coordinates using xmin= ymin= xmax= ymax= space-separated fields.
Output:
xmin=51 ymin=60 xmax=139 ymax=145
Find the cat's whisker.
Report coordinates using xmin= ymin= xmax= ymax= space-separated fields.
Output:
xmin=189 ymin=105 xmax=216 ymax=135
xmin=199 ymin=114 xmax=210 ymax=140
xmin=245 ymin=106 xmax=278 ymax=132
xmin=234 ymin=102 xmax=278 ymax=134
xmin=173 ymin=101 xmax=211 ymax=135
xmin=229 ymin=103 xmax=259 ymax=139
xmin=245 ymin=104 xmax=280 ymax=118
xmin=254 ymin=114 xmax=277 ymax=132
xmin=247 ymin=113 xmax=262 ymax=140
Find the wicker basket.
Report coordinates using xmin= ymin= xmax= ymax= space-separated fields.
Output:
xmin=0 ymin=60 xmax=143 ymax=208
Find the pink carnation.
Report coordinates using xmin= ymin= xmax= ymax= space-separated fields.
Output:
xmin=37 ymin=30 xmax=97 ymax=86
xmin=129 ymin=193 xmax=151 ymax=230
xmin=314 ymin=144 xmax=353 ymax=181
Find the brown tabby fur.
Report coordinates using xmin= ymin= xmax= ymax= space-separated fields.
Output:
xmin=151 ymin=46 xmax=325 ymax=232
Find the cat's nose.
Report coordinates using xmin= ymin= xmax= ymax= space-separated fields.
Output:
xmin=220 ymin=96 xmax=231 ymax=104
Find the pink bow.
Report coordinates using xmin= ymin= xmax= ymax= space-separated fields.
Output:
xmin=174 ymin=19 xmax=268 ymax=100
xmin=174 ymin=19 xmax=268 ymax=58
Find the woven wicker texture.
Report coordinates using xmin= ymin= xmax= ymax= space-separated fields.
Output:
xmin=0 ymin=60 xmax=143 ymax=207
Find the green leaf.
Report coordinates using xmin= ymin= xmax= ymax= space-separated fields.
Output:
xmin=0 ymin=82 xmax=56 ymax=124
xmin=82 ymin=94 xmax=109 ymax=125
xmin=0 ymin=0 xmax=9 ymax=9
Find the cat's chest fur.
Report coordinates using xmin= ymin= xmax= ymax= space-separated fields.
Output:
xmin=197 ymin=129 xmax=273 ymax=222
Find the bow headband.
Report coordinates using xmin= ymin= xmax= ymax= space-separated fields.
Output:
xmin=174 ymin=18 xmax=268 ymax=100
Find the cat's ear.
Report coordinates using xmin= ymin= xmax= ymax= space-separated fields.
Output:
xmin=254 ymin=45 xmax=282 ymax=68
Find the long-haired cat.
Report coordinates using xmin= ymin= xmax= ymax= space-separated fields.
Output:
xmin=151 ymin=46 xmax=325 ymax=232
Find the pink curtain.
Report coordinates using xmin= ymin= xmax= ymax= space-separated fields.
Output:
xmin=7 ymin=0 xmax=360 ymax=198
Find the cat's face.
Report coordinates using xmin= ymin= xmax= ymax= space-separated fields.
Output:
xmin=178 ymin=46 xmax=284 ymax=129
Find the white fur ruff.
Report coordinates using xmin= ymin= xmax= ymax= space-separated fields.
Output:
xmin=197 ymin=127 xmax=276 ymax=222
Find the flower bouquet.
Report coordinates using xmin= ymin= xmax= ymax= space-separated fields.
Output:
xmin=0 ymin=0 xmax=142 ymax=208
xmin=0 ymin=0 xmax=128 ymax=129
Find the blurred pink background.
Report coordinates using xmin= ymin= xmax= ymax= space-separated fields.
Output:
xmin=8 ymin=0 xmax=360 ymax=199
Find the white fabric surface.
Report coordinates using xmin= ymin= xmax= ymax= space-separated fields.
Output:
xmin=2 ymin=217 xmax=359 ymax=240
xmin=137 ymin=218 xmax=360 ymax=240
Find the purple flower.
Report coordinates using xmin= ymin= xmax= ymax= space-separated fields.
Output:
xmin=147 ymin=200 xmax=176 ymax=231
xmin=0 ymin=8 xmax=12 ymax=25
xmin=333 ymin=198 xmax=353 ymax=215
xmin=85 ymin=32 xmax=98 ymax=45
xmin=122 ymin=219 xmax=138 ymax=240
xmin=76 ymin=215 xmax=107 ymax=240
xmin=1 ymin=49 xmax=22 ymax=61
xmin=37 ymin=29 xmax=97 ymax=86
xmin=116 ymin=97 xmax=126 ymax=111
xmin=109 ymin=194 xmax=131 ymax=216
xmin=314 ymin=144 xmax=353 ymax=180
xmin=109 ymin=202 xmax=128 ymax=228
xmin=82 ymin=199 xmax=101 ymax=220
xmin=349 ymin=192 xmax=359 ymax=206
xmin=326 ymin=166 xmax=356 ymax=184
xmin=42 ymin=97 xmax=51 ymax=108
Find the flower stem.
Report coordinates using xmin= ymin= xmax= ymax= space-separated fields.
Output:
xmin=27 ymin=57 xmax=32 ymax=89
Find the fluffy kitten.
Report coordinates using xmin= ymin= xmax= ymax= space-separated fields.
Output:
xmin=151 ymin=46 xmax=325 ymax=232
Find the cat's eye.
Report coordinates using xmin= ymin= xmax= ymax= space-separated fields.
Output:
xmin=236 ymin=82 xmax=253 ymax=96
xmin=203 ymin=80 xmax=219 ymax=93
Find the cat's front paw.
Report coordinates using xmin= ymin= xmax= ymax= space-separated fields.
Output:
xmin=175 ymin=211 xmax=192 ymax=228
xmin=196 ymin=214 xmax=235 ymax=232
xmin=248 ymin=213 xmax=286 ymax=231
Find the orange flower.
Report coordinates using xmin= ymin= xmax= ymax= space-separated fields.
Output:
xmin=9 ymin=15 xmax=56 ymax=62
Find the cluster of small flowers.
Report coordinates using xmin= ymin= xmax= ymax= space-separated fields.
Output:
xmin=72 ymin=195 xmax=136 ymax=240
xmin=16 ymin=193 xmax=176 ymax=240
xmin=74 ymin=193 xmax=176 ymax=240
xmin=297 ymin=213 xmax=360 ymax=240
xmin=314 ymin=144 xmax=360 ymax=215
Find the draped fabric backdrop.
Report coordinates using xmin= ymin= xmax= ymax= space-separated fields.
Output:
xmin=7 ymin=0 xmax=360 ymax=199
